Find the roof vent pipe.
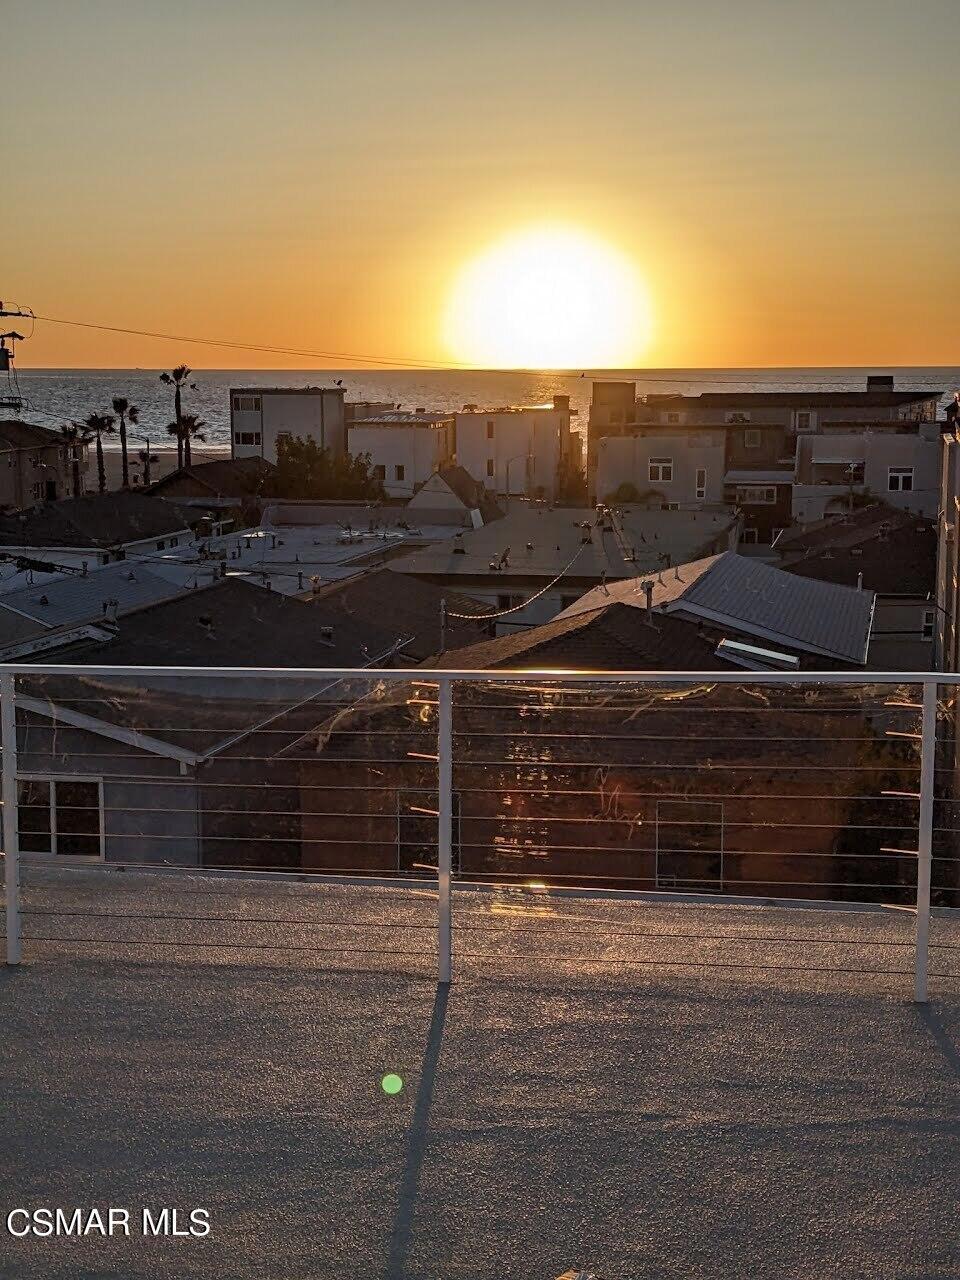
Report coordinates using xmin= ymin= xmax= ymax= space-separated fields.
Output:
xmin=641 ymin=580 xmax=654 ymax=618
xmin=857 ymin=571 xmax=863 ymax=591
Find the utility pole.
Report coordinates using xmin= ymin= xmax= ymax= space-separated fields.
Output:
xmin=0 ymin=300 xmax=33 ymax=415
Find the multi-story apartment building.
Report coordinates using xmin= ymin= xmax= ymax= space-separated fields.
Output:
xmin=588 ymin=376 xmax=946 ymax=543
xmin=230 ymin=387 xmax=346 ymax=465
xmin=347 ymin=410 xmax=454 ymax=498
xmin=0 ymin=420 xmax=85 ymax=509
xmin=455 ymin=395 xmax=576 ymax=501
xmin=595 ymin=429 xmax=726 ymax=507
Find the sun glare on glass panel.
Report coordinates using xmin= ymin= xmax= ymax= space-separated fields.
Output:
xmin=444 ymin=226 xmax=651 ymax=369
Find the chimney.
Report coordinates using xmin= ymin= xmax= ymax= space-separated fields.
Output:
xmin=641 ymin=580 xmax=654 ymax=618
xmin=319 ymin=624 xmax=335 ymax=644
xmin=867 ymin=375 xmax=894 ymax=392
xmin=552 ymin=394 xmax=570 ymax=412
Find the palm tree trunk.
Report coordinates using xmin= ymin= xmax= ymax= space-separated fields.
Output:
xmin=72 ymin=456 xmax=81 ymax=496
xmin=119 ymin=416 xmax=129 ymax=488
xmin=184 ymin=430 xmax=192 ymax=467
xmin=96 ymin=432 xmax=106 ymax=493
xmin=177 ymin=431 xmax=184 ymax=470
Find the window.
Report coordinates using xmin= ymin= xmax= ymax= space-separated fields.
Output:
xmin=395 ymin=464 xmax=405 ymax=482
xmin=486 ymin=459 xmax=495 ymax=477
xmin=18 ymin=778 xmax=102 ymax=858
xmin=373 ymin=464 xmax=385 ymax=480
xmin=661 ymin=502 xmax=680 ymax=511
xmin=889 ymin=467 xmax=913 ymax=492
xmin=736 ymin=485 xmax=777 ymax=505
xmin=169 ymin=537 xmax=178 ymax=547
xmin=744 ymin=429 xmax=762 ymax=449
xmin=725 ymin=411 xmax=751 ymax=424
xmin=32 ymin=482 xmax=42 ymax=500
xmin=253 ymin=432 xmax=261 ymax=445
xmin=742 ymin=527 xmax=759 ymax=545
xmin=240 ymin=432 xmax=256 ymax=446
xmin=695 ymin=467 xmax=706 ymax=499
xmin=233 ymin=396 xmax=240 ymax=410
xmin=795 ymin=411 xmax=813 ymax=431
xmin=234 ymin=433 xmax=242 ymax=444
xmin=238 ymin=395 xmax=260 ymax=412
xmin=497 ymin=594 xmax=522 ymax=610
xmin=922 ymin=609 xmax=935 ymax=641
xmin=156 ymin=539 xmax=166 ymax=550
xmin=649 ymin=457 xmax=673 ymax=482
xmin=666 ymin=412 xmax=681 ymax=425
xmin=486 ymin=421 xmax=495 ymax=439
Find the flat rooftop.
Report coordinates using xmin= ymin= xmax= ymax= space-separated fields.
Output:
xmin=2 ymin=865 xmax=959 ymax=1279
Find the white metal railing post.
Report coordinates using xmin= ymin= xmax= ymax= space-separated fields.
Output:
xmin=915 ymin=677 xmax=937 ymax=1003
xmin=1 ymin=672 xmax=21 ymax=965
xmin=437 ymin=677 xmax=453 ymax=984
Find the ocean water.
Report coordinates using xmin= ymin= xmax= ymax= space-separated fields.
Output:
xmin=13 ymin=366 xmax=960 ymax=447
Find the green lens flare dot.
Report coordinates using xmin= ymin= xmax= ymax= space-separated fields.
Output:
xmin=381 ymin=1073 xmax=404 ymax=1096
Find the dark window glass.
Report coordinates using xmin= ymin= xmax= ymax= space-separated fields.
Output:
xmin=18 ymin=779 xmax=51 ymax=853
xmin=55 ymin=781 xmax=101 ymax=857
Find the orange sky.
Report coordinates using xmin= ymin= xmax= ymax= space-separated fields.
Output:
xmin=6 ymin=1 xmax=959 ymax=369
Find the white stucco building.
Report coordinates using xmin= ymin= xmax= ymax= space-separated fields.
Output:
xmin=595 ymin=429 xmax=727 ymax=507
xmin=793 ymin=424 xmax=941 ymax=523
xmin=347 ymin=411 xmax=454 ymax=498
xmin=230 ymin=387 xmax=347 ymax=464
xmin=455 ymin=396 xmax=577 ymax=500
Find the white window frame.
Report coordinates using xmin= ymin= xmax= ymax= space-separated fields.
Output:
xmin=395 ymin=464 xmax=405 ymax=482
xmin=649 ymin=456 xmax=673 ymax=483
xmin=742 ymin=527 xmax=759 ymax=545
xmin=16 ymin=774 xmax=105 ymax=861
xmin=888 ymin=467 xmax=914 ymax=492
xmin=794 ymin=410 xmax=816 ymax=432
xmin=695 ymin=467 xmax=707 ymax=499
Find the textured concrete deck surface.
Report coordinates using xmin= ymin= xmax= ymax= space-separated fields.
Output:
xmin=1 ymin=866 xmax=959 ymax=1279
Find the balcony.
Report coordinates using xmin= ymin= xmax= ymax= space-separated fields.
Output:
xmin=2 ymin=664 xmax=959 ymax=1276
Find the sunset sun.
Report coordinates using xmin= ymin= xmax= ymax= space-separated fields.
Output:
xmin=444 ymin=226 xmax=651 ymax=369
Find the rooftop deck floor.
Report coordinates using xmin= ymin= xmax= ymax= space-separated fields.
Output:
xmin=2 ymin=866 xmax=960 ymax=1279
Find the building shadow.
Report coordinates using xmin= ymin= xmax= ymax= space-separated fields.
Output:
xmin=385 ymin=982 xmax=450 ymax=1280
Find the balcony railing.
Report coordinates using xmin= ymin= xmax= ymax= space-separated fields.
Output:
xmin=1 ymin=664 xmax=957 ymax=1000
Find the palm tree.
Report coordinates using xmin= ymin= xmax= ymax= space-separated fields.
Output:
xmin=165 ymin=420 xmax=184 ymax=470
xmin=179 ymin=413 xmax=207 ymax=467
xmin=60 ymin=422 xmax=94 ymax=497
xmin=137 ymin=447 xmax=157 ymax=487
xmin=111 ymin=397 xmax=139 ymax=489
xmin=160 ymin=364 xmax=197 ymax=446
xmin=83 ymin=412 xmax=116 ymax=494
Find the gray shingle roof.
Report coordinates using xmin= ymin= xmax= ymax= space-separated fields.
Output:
xmin=562 ymin=552 xmax=873 ymax=664
xmin=0 ymin=491 xmax=191 ymax=549
xmin=0 ymin=562 xmax=193 ymax=627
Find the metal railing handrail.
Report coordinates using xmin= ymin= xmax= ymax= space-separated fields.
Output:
xmin=0 ymin=662 xmax=953 ymax=684
xmin=0 ymin=664 xmax=948 ymax=1002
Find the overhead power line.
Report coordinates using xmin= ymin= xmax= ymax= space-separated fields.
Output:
xmin=23 ymin=311 xmax=918 ymax=385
